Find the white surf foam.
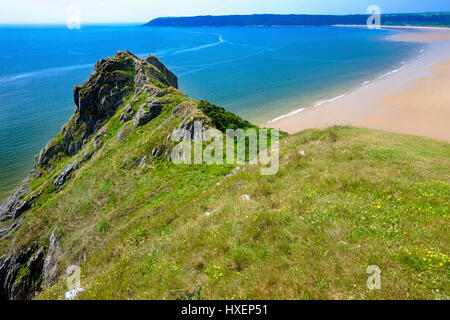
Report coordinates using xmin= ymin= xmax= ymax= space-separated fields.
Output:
xmin=269 ymin=93 xmax=349 ymax=123
xmin=376 ymin=66 xmax=406 ymax=79
xmin=269 ymin=107 xmax=305 ymax=123
xmin=171 ymin=34 xmax=224 ymax=55
xmin=313 ymin=94 xmax=347 ymax=107
xmin=0 ymin=63 xmax=93 ymax=84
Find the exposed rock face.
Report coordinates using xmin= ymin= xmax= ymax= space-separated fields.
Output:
xmin=35 ymin=58 xmax=133 ymax=169
xmin=0 ymin=219 xmax=23 ymax=240
xmin=169 ymin=116 xmax=213 ymax=162
xmin=35 ymin=141 xmax=61 ymax=170
xmin=0 ymin=181 xmax=40 ymax=236
xmin=119 ymin=104 xmax=135 ymax=122
xmin=175 ymin=117 xmax=211 ymax=141
xmin=34 ymin=51 xmax=178 ymax=170
xmin=74 ymin=59 xmax=132 ymax=122
xmin=152 ymin=145 xmax=166 ymax=157
xmin=0 ymin=184 xmax=29 ymax=222
xmin=138 ymin=155 xmax=147 ymax=167
xmin=0 ymin=245 xmax=43 ymax=300
xmin=0 ymin=247 xmax=33 ymax=299
xmin=1 ymin=50 xmax=180 ymax=300
xmin=117 ymin=129 xmax=129 ymax=142
xmin=0 ymin=229 xmax=62 ymax=300
xmin=0 ymin=185 xmax=61 ymax=299
xmin=0 ymin=181 xmax=39 ymax=243
xmin=54 ymin=160 xmax=78 ymax=190
xmin=42 ymin=229 xmax=62 ymax=288
xmin=133 ymin=100 xmax=163 ymax=128
xmin=171 ymin=102 xmax=191 ymax=117
xmin=145 ymin=55 xmax=178 ymax=89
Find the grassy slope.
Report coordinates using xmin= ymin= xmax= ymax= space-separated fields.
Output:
xmin=31 ymin=125 xmax=449 ymax=300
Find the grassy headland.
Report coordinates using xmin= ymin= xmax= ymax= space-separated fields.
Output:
xmin=144 ymin=12 xmax=450 ymax=28
xmin=0 ymin=51 xmax=448 ymax=300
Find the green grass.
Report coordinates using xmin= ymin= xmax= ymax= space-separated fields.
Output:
xmin=3 ymin=51 xmax=448 ymax=300
xmin=27 ymin=126 xmax=449 ymax=300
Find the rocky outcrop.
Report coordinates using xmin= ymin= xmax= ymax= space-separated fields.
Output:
xmin=54 ymin=160 xmax=78 ymax=190
xmin=0 ymin=181 xmax=61 ymax=299
xmin=34 ymin=51 xmax=178 ymax=170
xmin=151 ymin=144 xmax=166 ymax=158
xmin=42 ymin=229 xmax=61 ymax=288
xmin=174 ymin=117 xmax=211 ymax=141
xmin=145 ymin=55 xmax=178 ymax=89
xmin=0 ymin=245 xmax=43 ymax=300
xmin=1 ymin=50 xmax=181 ymax=300
xmin=138 ymin=155 xmax=147 ymax=167
xmin=169 ymin=116 xmax=213 ymax=162
xmin=0 ymin=228 xmax=61 ymax=300
xmin=35 ymin=141 xmax=61 ymax=170
xmin=117 ymin=129 xmax=130 ymax=142
xmin=0 ymin=181 xmax=38 ymax=225
xmin=0 ymin=219 xmax=23 ymax=240
xmin=74 ymin=59 xmax=133 ymax=122
xmin=133 ymin=100 xmax=163 ymax=128
xmin=119 ymin=104 xmax=134 ymax=122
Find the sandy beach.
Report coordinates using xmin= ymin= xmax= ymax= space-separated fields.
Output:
xmin=267 ymin=27 xmax=450 ymax=142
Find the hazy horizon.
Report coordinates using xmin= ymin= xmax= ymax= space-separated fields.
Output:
xmin=1 ymin=11 xmax=449 ymax=26
xmin=1 ymin=0 xmax=450 ymax=24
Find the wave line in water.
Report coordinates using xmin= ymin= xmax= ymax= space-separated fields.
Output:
xmin=171 ymin=33 xmax=224 ymax=55
xmin=0 ymin=63 xmax=94 ymax=84
xmin=177 ymin=49 xmax=267 ymax=76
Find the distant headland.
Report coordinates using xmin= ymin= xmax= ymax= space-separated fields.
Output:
xmin=144 ymin=12 xmax=450 ymax=28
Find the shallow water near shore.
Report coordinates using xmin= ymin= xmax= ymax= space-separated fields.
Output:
xmin=0 ymin=25 xmax=422 ymax=200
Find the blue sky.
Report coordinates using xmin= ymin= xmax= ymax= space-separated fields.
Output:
xmin=1 ymin=0 xmax=449 ymax=24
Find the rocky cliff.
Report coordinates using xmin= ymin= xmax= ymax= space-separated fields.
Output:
xmin=0 ymin=50 xmax=251 ymax=300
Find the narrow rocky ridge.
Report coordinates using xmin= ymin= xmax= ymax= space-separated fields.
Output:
xmin=0 ymin=51 xmax=183 ymax=299
xmin=0 ymin=49 xmax=256 ymax=300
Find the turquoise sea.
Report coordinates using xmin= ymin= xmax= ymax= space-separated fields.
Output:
xmin=0 ymin=25 xmax=423 ymax=200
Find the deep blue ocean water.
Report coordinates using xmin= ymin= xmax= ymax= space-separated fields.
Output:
xmin=0 ymin=25 xmax=422 ymax=199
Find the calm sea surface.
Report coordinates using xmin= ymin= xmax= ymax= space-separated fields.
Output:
xmin=0 ymin=25 xmax=422 ymax=200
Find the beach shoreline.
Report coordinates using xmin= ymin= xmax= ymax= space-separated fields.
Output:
xmin=266 ymin=27 xmax=450 ymax=142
